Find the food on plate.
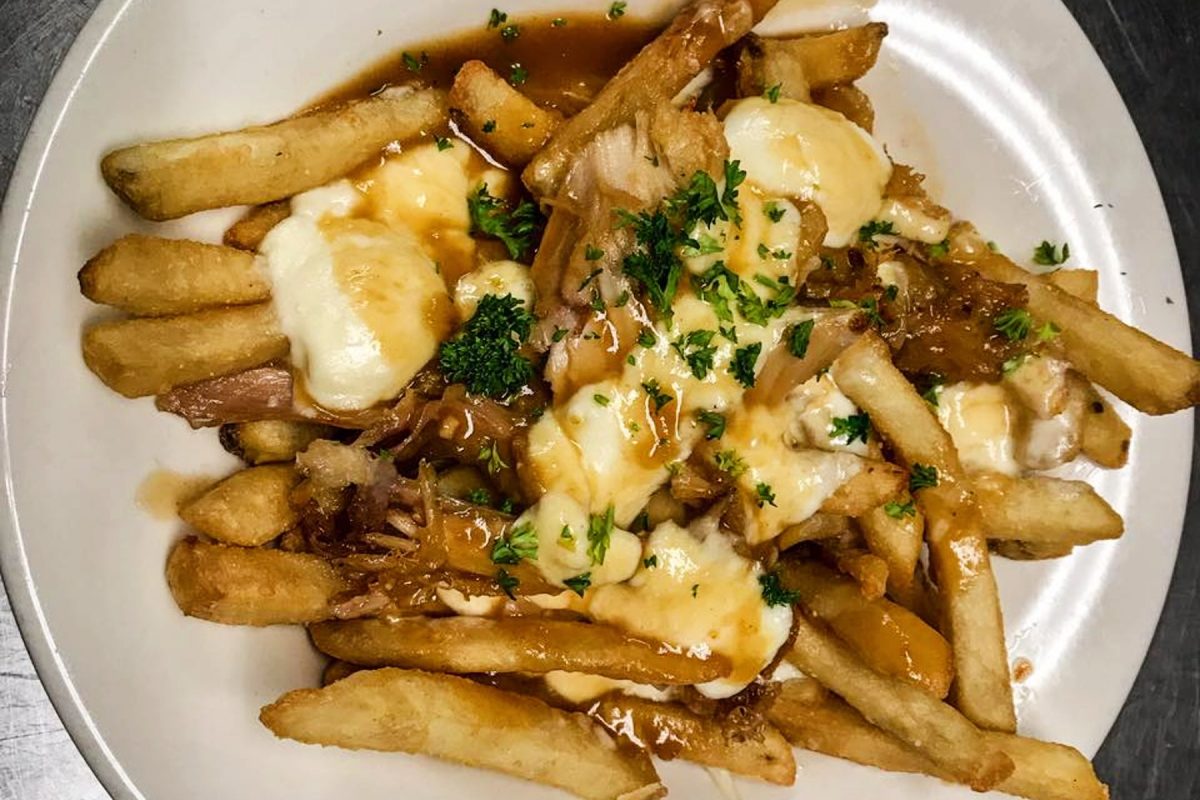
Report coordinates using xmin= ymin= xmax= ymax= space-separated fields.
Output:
xmin=79 ymin=1 xmax=1196 ymax=796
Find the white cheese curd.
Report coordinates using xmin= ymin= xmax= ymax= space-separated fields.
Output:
xmin=724 ymin=97 xmax=892 ymax=247
xmin=513 ymin=491 xmax=641 ymax=589
xmin=453 ymin=260 xmax=535 ymax=321
xmin=935 ymin=382 xmax=1019 ymax=476
xmin=875 ymin=195 xmax=951 ymax=244
xmin=435 ymin=586 xmax=505 ymax=617
xmin=588 ymin=520 xmax=793 ymax=699
xmin=1018 ymin=394 xmax=1085 ymax=471
xmin=724 ymin=403 xmax=865 ymax=544
xmin=785 ymin=373 xmax=871 ymax=455
xmin=542 ymin=671 xmax=676 ymax=705
xmin=261 ymin=181 xmax=451 ymax=411
xmin=1004 ymin=355 xmax=1071 ymax=419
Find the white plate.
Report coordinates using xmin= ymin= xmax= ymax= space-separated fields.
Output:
xmin=0 ymin=0 xmax=1190 ymax=798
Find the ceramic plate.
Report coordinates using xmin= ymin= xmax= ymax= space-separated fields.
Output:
xmin=0 ymin=0 xmax=1190 ymax=798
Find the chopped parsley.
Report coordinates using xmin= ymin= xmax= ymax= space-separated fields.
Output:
xmin=729 ymin=343 xmax=762 ymax=388
xmin=466 ymin=488 xmax=491 ymax=506
xmin=482 ymin=119 xmax=497 ymax=133
xmin=587 ymin=505 xmax=615 ymax=565
xmin=692 ymin=263 xmax=740 ymax=324
xmin=993 ymin=308 xmax=1033 ymax=341
xmin=588 ymin=289 xmax=606 ymax=313
xmin=755 ymin=482 xmax=777 ymax=507
xmin=558 ymin=525 xmax=575 ymax=549
xmin=642 ymin=378 xmax=673 ymax=411
xmin=498 ymin=497 xmax=515 ymax=514
xmin=637 ymin=329 xmax=657 ymax=348
xmin=764 ymin=83 xmax=782 ymax=103
xmin=1033 ymin=240 xmax=1071 ymax=266
xmin=478 ymin=440 xmax=509 ymax=474
xmin=1002 ymin=353 xmax=1030 ymax=375
xmin=551 ymin=17 xmax=566 ymax=27
xmin=884 ymin=500 xmax=916 ymax=519
xmin=643 ymin=554 xmax=658 ymax=569
xmin=434 ymin=135 xmax=454 ymax=151
xmin=467 ymin=184 xmax=543 ymax=261
xmin=789 ymin=319 xmax=815 ymax=358
xmin=715 ymin=449 xmax=747 ymax=478
xmin=830 ymin=412 xmax=870 ymax=445
xmin=509 ymin=63 xmax=528 ymax=86
xmin=496 ymin=568 xmax=519 ymax=599
xmin=759 ymin=572 xmax=800 ymax=607
xmin=909 ymin=463 xmax=939 ymax=492
xmin=682 ymin=232 xmax=724 ymax=257
xmin=764 ymin=201 xmax=786 ymax=223
xmin=584 ymin=244 xmax=604 ymax=261
xmin=402 ymin=51 xmax=428 ymax=73
xmin=921 ymin=375 xmax=944 ymax=406
xmin=607 ymin=1 xmax=627 ymax=19
xmin=884 ymin=284 xmax=899 ymax=302
xmin=593 ymin=393 xmax=611 ymax=407
xmin=857 ymin=219 xmax=895 ymax=247
xmin=563 ymin=573 xmax=592 ymax=596
xmin=551 ymin=327 xmax=568 ymax=342
xmin=691 ymin=583 xmax=700 ymax=598
xmin=615 ymin=290 xmax=630 ymax=307
xmin=500 ymin=23 xmax=520 ymax=42
xmin=491 ymin=521 xmax=539 ymax=564
xmin=738 ymin=275 xmax=796 ymax=325
xmin=1036 ymin=321 xmax=1061 ymax=341
xmin=440 ymin=294 xmax=534 ymax=398
xmin=487 ymin=8 xmax=507 ymax=28
xmin=672 ymin=329 xmax=718 ymax=379
xmin=696 ymin=409 xmax=726 ymax=440
xmin=927 ymin=238 xmax=949 ymax=260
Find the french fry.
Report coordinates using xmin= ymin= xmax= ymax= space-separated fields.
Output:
xmin=887 ymin=561 xmax=942 ymax=630
xmin=778 ymin=513 xmax=851 ymax=550
xmin=974 ymin=473 xmax=1123 ymax=546
xmin=740 ymin=23 xmax=888 ymax=99
xmin=79 ymin=234 xmax=271 ymax=316
xmin=83 ymin=303 xmax=289 ymax=397
xmin=950 ymin=223 xmax=1200 ymax=414
xmin=594 ymin=695 xmax=796 ymax=785
xmin=735 ymin=33 xmax=813 ymax=101
xmin=833 ymin=332 xmax=1016 ymax=731
xmin=1079 ymin=384 xmax=1131 ymax=468
xmin=449 ymin=60 xmax=563 ymax=168
xmin=166 ymin=537 xmax=348 ymax=625
xmin=858 ymin=499 xmax=923 ymax=591
xmin=820 ymin=460 xmax=907 ymax=516
xmin=309 ymin=617 xmax=731 ymax=685
xmin=224 ymin=200 xmax=291 ymax=251
xmin=260 ymin=668 xmax=665 ymax=800
xmin=102 ymin=86 xmax=446 ymax=220
xmin=777 ymin=560 xmax=953 ymax=698
xmin=523 ymin=0 xmax=775 ymax=197
xmin=990 ymin=540 xmax=1076 ymax=561
xmin=769 ymin=685 xmax=1108 ymax=800
xmin=220 ymin=420 xmax=336 ymax=465
xmin=1046 ymin=268 xmax=1098 ymax=305
xmin=179 ymin=464 xmax=299 ymax=546
xmin=823 ymin=545 xmax=889 ymax=601
xmin=812 ymin=84 xmax=875 ymax=132
xmin=786 ymin=612 xmax=1013 ymax=791
xmin=321 ymin=659 xmax=361 ymax=686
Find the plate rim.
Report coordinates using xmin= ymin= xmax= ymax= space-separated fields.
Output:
xmin=0 ymin=2 xmax=1187 ymax=799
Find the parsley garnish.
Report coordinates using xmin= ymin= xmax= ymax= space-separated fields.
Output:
xmin=642 ymin=379 xmax=673 ymax=411
xmin=1033 ymin=240 xmax=1070 ymax=266
xmin=500 ymin=23 xmax=520 ymax=41
xmin=672 ymin=329 xmax=718 ymax=379
xmin=921 ymin=375 xmax=944 ymax=406
xmin=440 ymin=294 xmax=533 ymax=398
xmin=434 ymin=135 xmax=454 ymax=151
xmin=715 ymin=449 xmax=747 ymax=478
xmin=509 ymin=64 xmax=528 ymax=86
xmin=696 ymin=409 xmax=726 ymax=440
xmin=755 ymin=482 xmax=777 ymax=507
xmin=593 ymin=393 xmax=611 ymax=407
xmin=759 ymin=572 xmax=800 ymax=607
xmin=498 ymin=497 xmax=515 ymax=514
xmin=790 ymin=319 xmax=815 ymax=358
xmin=584 ymin=244 xmax=604 ymax=261
xmin=909 ymin=464 xmax=939 ymax=492
xmin=722 ymin=161 xmax=747 ymax=225
xmin=729 ymin=343 xmax=762 ymax=388
xmin=643 ymin=554 xmax=658 ymax=569
xmin=558 ymin=525 xmax=575 ymax=549
xmin=491 ymin=521 xmax=539 ymax=564
xmin=563 ymin=573 xmax=592 ymax=596
xmin=857 ymin=220 xmax=895 ymax=247
xmin=496 ymin=569 xmax=519 ymax=599
xmin=618 ymin=208 xmax=684 ymax=318
xmin=691 ymin=583 xmax=700 ymax=598
xmin=764 ymin=83 xmax=782 ymax=103
xmin=830 ymin=412 xmax=870 ymax=445
xmin=993 ymin=308 xmax=1033 ymax=341
xmin=764 ymin=201 xmax=786 ymax=223
xmin=551 ymin=17 xmax=566 ymax=27
xmin=637 ymin=329 xmax=657 ymax=348
xmin=1036 ymin=321 xmax=1061 ymax=341
xmin=884 ymin=500 xmax=916 ymax=518
xmin=482 ymin=119 xmax=497 ymax=133
xmin=587 ymin=505 xmax=615 ymax=565
xmin=884 ymin=284 xmax=899 ymax=301
xmin=466 ymin=488 xmax=491 ymax=506
xmin=927 ymin=238 xmax=949 ymax=260
xmin=1002 ymin=353 xmax=1030 ymax=375
xmin=478 ymin=440 xmax=509 ymax=474
xmin=402 ymin=51 xmax=428 ymax=73
xmin=551 ymin=327 xmax=568 ymax=343
xmin=682 ymin=232 xmax=724 ymax=257
xmin=467 ymin=184 xmax=543 ymax=261
xmin=487 ymin=8 xmax=507 ymax=28
xmin=607 ymin=1 xmax=626 ymax=19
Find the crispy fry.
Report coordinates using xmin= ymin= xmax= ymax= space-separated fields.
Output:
xmin=523 ymin=0 xmax=773 ymax=197
xmin=778 ymin=513 xmax=851 ymax=550
xmin=595 ymin=695 xmax=796 ymax=785
xmin=220 ymin=420 xmax=336 ymax=465
xmin=449 ymin=60 xmax=563 ymax=168
xmin=950 ymin=223 xmax=1200 ymax=414
xmin=79 ymin=234 xmax=271 ymax=316
xmin=1079 ymin=384 xmax=1131 ymax=468
xmin=824 ymin=545 xmax=889 ymax=601
xmin=886 ymin=561 xmax=942 ymax=630
xmin=321 ymin=659 xmax=361 ymax=686
xmin=309 ymin=617 xmax=731 ymax=685
xmin=858 ymin=499 xmax=923 ymax=592
xmin=224 ymin=201 xmax=291 ymax=251
xmin=166 ymin=537 xmax=348 ymax=625
xmin=1046 ymin=268 xmax=1098 ymax=304
xmin=82 ymin=303 xmax=288 ymax=397
xmin=777 ymin=560 xmax=953 ymax=698
xmin=812 ymin=84 xmax=875 ymax=131
xmin=769 ymin=686 xmax=1108 ymax=800
xmin=833 ymin=332 xmax=1016 ymax=731
xmin=820 ymin=460 xmax=907 ymax=516
xmin=260 ymin=668 xmax=665 ymax=800
xmin=990 ymin=539 xmax=1076 ymax=561
xmin=736 ymin=33 xmax=813 ymax=101
xmin=179 ymin=464 xmax=299 ymax=546
xmin=974 ymin=473 xmax=1123 ymax=546
xmin=787 ymin=613 xmax=1013 ymax=791
xmin=102 ymin=87 xmax=446 ymax=220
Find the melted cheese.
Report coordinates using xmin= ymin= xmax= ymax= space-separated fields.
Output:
xmin=512 ymin=491 xmax=641 ymax=588
xmin=453 ymin=260 xmax=535 ymax=321
xmin=785 ymin=373 xmax=871 ymax=455
xmin=587 ymin=521 xmax=793 ymax=699
xmin=543 ymin=672 xmax=675 ymax=705
xmin=875 ymin=196 xmax=950 ymax=244
xmin=936 ymin=383 xmax=1019 ymax=476
xmin=724 ymin=97 xmax=891 ymax=247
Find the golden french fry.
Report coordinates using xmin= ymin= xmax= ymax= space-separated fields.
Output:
xmin=523 ymin=0 xmax=775 ymax=197
xmin=1079 ymin=384 xmax=1131 ymax=468
xmin=309 ymin=617 xmax=731 ymax=685
xmin=990 ymin=540 xmax=1076 ymax=561
xmin=224 ymin=200 xmax=291 ymax=251
xmin=1045 ymin=268 xmax=1098 ymax=305
xmin=820 ymin=460 xmax=907 ymax=516
xmin=735 ymin=33 xmax=813 ymax=101
xmin=82 ymin=303 xmax=288 ymax=397
xmin=260 ymin=668 xmax=665 ymax=800
xmin=79 ymin=234 xmax=271 ymax=316
xmin=833 ymin=333 xmax=1016 ymax=731
xmin=449 ymin=60 xmax=563 ymax=168
xmin=950 ymin=223 xmax=1200 ymax=414
xmin=886 ymin=561 xmax=942 ymax=630
xmin=787 ymin=613 xmax=1013 ymax=791
xmin=102 ymin=87 xmax=446 ymax=220
xmin=166 ymin=537 xmax=348 ymax=625
xmin=220 ymin=420 xmax=336 ymax=465
xmin=825 ymin=545 xmax=889 ymax=601
xmin=858 ymin=499 xmax=923 ymax=592
xmin=992 ymin=730 xmax=1111 ymax=800
xmin=179 ymin=464 xmax=299 ymax=546
xmin=777 ymin=560 xmax=953 ymax=698
xmin=812 ymin=84 xmax=875 ymax=131
xmin=974 ymin=473 xmax=1123 ymax=546
xmin=321 ymin=660 xmax=361 ymax=686
xmin=594 ymin=695 xmax=796 ymax=785
xmin=778 ymin=513 xmax=851 ymax=550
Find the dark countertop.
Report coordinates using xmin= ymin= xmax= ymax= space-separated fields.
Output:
xmin=0 ymin=1 xmax=1196 ymax=798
